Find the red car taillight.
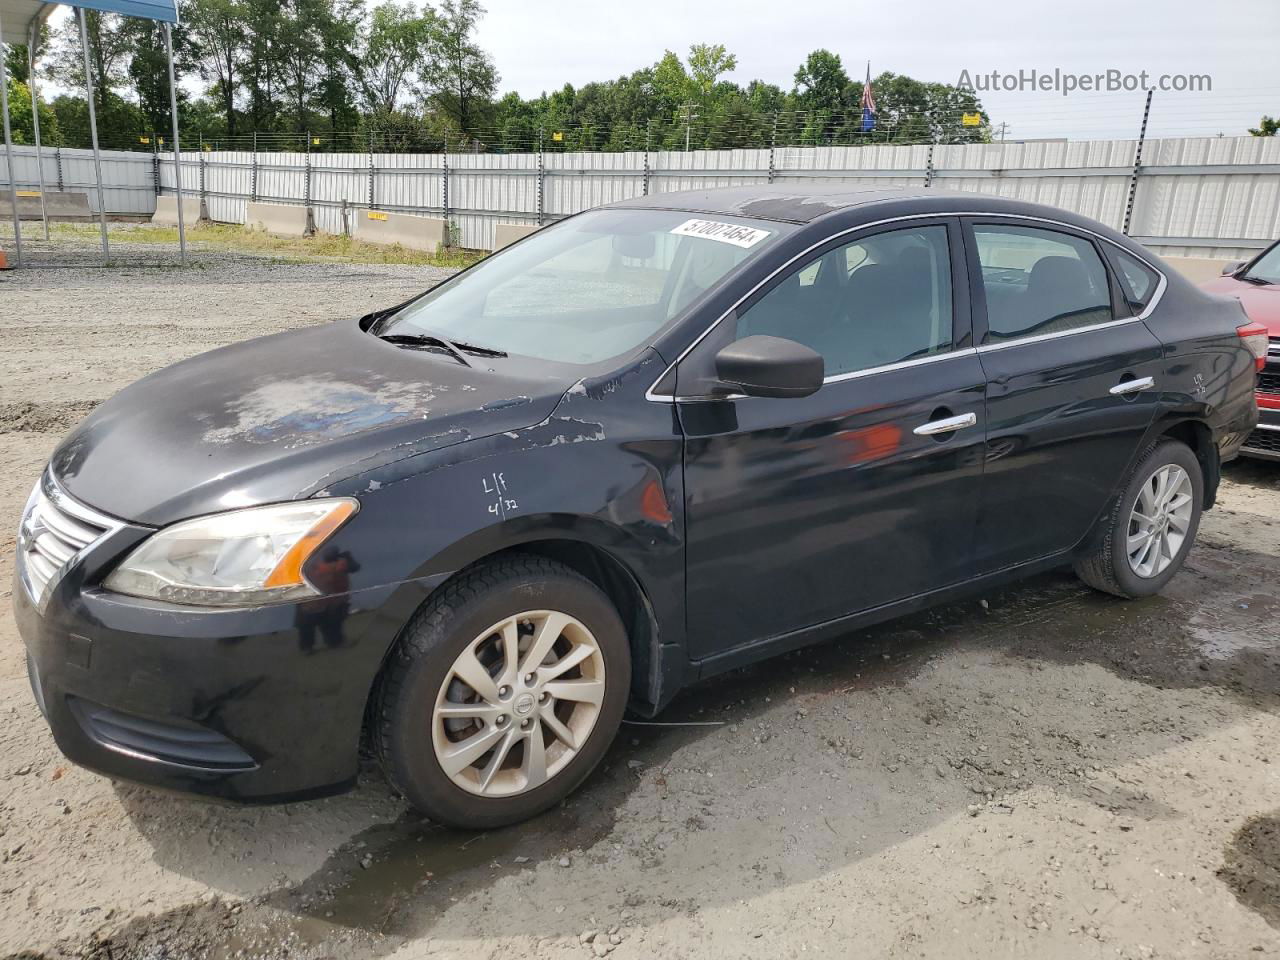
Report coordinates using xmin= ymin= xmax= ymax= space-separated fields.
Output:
xmin=1237 ymin=321 xmax=1269 ymax=372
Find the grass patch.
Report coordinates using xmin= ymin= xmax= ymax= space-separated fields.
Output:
xmin=45 ymin=221 xmax=485 ymax=269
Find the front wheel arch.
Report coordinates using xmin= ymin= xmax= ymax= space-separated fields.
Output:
xmin=362 ymin=538 xmax=668 ymax=756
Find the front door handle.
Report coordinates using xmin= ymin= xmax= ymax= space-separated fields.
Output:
xmin=1109 ymin=375 xmax=1155 ymax=396
xmin=913 ymin=412 xmax=978 ymax=436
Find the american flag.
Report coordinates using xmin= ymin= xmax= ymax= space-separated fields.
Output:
xmin=861 ymin=63 xmax=877 ymax=132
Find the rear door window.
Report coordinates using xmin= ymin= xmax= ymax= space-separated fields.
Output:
xmin=972 ymin=224 xmax=1113 ymax=343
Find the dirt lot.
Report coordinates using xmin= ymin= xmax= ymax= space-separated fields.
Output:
xmin=1 ymin=227 xmax=1279 ymax=960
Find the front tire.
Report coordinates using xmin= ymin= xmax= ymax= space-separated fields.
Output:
xmin=373 ymin=555 xmax=630 ymax=829
xmin=1074 ymin=438 xmax=1204 ymax=598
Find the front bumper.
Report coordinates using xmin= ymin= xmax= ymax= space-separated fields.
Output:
xmin=14 ymin=520 xmax=420 ymax=803
xmin=1241 ymin=399 xmax=1280 ymax=461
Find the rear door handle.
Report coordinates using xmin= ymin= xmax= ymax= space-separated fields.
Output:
xmin=1109 ymin=376 xmax=1155 ymax=396
xmin=913 ymin=412 xmax=978 ymax=436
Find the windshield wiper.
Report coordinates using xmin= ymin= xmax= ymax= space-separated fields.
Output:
xmin=379 ymin=332 xmax=472 ymax=367
xmin=453 ymin=341 xmax=508 ymax=358
xmin=1239 ymin=275 xmax=1274 ymax=285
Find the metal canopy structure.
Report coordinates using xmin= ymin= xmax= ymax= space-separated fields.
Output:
xmin=1 ymin=0 xmax=184 ymax=268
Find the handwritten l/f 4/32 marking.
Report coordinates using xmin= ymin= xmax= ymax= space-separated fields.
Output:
xmin=483 ymin=472 xmax=519 ymax=519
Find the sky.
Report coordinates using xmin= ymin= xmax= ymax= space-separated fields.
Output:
xmin=477 ymin=0 xmax=1280 ymax=141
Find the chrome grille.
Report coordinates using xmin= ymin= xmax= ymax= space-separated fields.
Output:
xmin=1260 ymin=340 xmax=1280 ymax=396
xmin=17 ymin=473 xmax=117 ymax=611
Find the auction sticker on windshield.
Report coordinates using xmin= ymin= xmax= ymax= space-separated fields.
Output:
xmin=670 ymin=218 xmax=772 ymax=248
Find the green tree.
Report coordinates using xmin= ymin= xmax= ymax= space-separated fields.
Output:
xmin=425 ymin=0 xmax=497 ymax=138
xmin=123 ymin=18 xmax=191 ymax=137
xmin=6 ymin=42 xmax=30 ymax=84
xmin=687 ymin=42 xmax=736 ymax=102
xmin=46 ymin=11 xmax=132 ymax=120
xmin=185 ymin=0 xmax=250 ymax=136
xmin=3 ymin=76 xmax=62 ymax=145
xmin=359 ymin=1 xmax=436 ymax=114
xmin=49 ymin=91 xmax=144 ymax=149
xmin=315 ymin=0 xmax=364 ymax=133
xmin=792 ymin=49 xmax=849 ymax=113
xmin=651 ymin=50 xmax=691 ymax=117
xmin=1250 ymin=116 xmax=1278 ymax=136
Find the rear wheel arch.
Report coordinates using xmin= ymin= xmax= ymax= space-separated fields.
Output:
xmin=1154 ymin=418 xmax=1218 ymax=508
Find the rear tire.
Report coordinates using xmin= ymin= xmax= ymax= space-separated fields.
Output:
xmin=373 ymin=555 xmax=630 ymax=829
xmin=1074 ymin=439 xmax=1204 ymax=598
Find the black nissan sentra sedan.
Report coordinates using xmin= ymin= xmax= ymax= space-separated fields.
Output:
xmin=15 ymin=186 xmax=1264 ymax=828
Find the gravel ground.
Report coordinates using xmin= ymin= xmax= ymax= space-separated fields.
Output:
xmin=1 ymin=235 xmax=1279 ymax=960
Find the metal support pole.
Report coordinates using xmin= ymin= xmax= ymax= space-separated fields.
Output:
xmin=442 ymin=151 xmax=450 ymax=224
xmin=163 ymin=22 xmax=186 ymax=263
xmin=78 ymin=7 xmax=109 ymax=261
xmin=642 ymin=142 xmax=649 ymax=196
xmin=28 ymin=23 xmax=49 ymax=241
xmin=367 ymin=131 xmax=375 ymax=209
xmin=0 ymin=8 xmax=24 ymax=266
xmin=250 ymin=131 xmax=258 ymax=201
xmin=151 ymin=133 xmax=160 ymax=197
xmin=767 ymin=114 xmax=777 ymax=184
xmin=536 ymin=131 xmax=544 ymax=226
xmin=303 ymin=132 xmax=313 ymax=235
xmin=924 ymin=142 xmax=935 ymax=188
xmin=1122 ymin=90 xmax=1154 ymax=237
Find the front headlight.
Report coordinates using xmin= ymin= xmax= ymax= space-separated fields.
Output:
xmin=104 ymin=499 xmax=359 ymax=607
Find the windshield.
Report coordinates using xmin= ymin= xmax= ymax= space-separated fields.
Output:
xmin=378 ymin=208 xmax=785 ymax=364
xmin=1242 ymin=243 xmax=1280 ymax=284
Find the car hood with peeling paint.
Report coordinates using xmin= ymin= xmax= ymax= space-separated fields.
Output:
xmin=50 ymin=318 xmax=569 ymax=526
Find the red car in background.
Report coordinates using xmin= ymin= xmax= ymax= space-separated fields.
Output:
xmin=1202 ymin=240 xmax=1280 ymax=461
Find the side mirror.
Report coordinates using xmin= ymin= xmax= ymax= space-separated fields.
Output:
xmin=1223 ymin=260 xmax=1247 ymax=276
xmin=714 ymin=335 xmax=824 ymax=399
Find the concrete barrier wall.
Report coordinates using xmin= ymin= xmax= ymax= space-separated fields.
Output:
xmin=0 ymin=191 xmax=93 ymax=221
xmin=354 ymin=209 xmax=447 ymax=253
xmin=493 ymin=223 xmax=541 ymax=251
xmin=1160 ymin=255 xmax=1237 ymax=285
xmin=246 ymin=201 xmax=312 ymax=236
xmin=151 ymin=195 xmax=204 ymax=226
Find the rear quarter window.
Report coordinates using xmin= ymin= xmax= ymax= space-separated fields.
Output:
xmin=1108 ymin=248 xmax=1161 ymax=314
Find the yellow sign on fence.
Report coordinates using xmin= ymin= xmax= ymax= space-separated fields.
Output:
xmin=139 ymin=136 xmax=151 ymax=144
xmin=962 ymin=113 xmax=983 ymax=127
xmin=16 ymin=191 xmax=40 ymax=198
xmin=367 ymin=211 xmax=389 ymax=221
xmin=551 ymin=131 xmax=563 ymax=142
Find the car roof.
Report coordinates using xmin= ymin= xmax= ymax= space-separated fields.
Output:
xmin=605 ymin=184 xmax=1057 ymax=226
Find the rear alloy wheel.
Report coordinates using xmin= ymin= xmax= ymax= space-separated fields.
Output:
xmin=374 ymin=556 xmax=629 ymax=829
xmin=1074 ymin=439 xmax=1204 ymax=598
xmin=1125 ymin=463 xmax=1195 ymax=579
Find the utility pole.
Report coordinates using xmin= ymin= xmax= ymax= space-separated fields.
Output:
xmin=680 ymin=102 xmax=698 ymax=151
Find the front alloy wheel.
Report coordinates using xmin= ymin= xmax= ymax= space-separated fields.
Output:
xmin=374 ymin=555 xmax=629 ymax=829
xmin=432 ymin=611 xmax=606 ymax=797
